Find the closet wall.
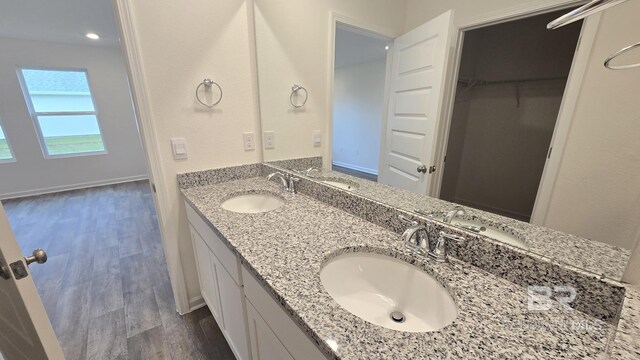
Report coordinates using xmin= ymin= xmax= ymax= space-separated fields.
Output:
xmin=441 ymin=11 xmax=581 ymax=221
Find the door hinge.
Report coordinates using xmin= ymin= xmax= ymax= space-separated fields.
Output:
xmin=547 ymin=147 xmax=553 ymax=159
xmin=10 ymin=260 xmax=29 ymax=280
xmin=151 ymin=183 xmax=157 ymax=193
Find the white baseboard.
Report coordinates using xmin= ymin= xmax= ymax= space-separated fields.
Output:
xmin=332 ymin=160 xmax=378 ymax=176
xmin=185 ymin=295 xmax=206 ymax=314
xmin=0 ymin=174 xmax=149 ymax=200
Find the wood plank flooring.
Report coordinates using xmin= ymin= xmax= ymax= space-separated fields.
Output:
xmin=2 ymin=181 xmax=235 ymax=360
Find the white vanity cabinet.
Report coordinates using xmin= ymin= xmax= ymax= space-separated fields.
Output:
xmin=186 ymin=202 xmax=326 ymax=360
xmin=186 ymin=204 xmax=251 ymax=360
xmin=242 ymin=267 xmax=326 ymax=360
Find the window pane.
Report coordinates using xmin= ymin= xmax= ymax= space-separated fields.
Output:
xmin=37 ymin=115 xmax=105 ymax=155
xmin=21 ymin=69 xmax=95 ymax=112
xmin=0 ymin=123 xmax=13 ymax=160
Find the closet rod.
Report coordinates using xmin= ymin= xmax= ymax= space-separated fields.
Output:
xmin=457 ymin=76 xmax=568 ymax=87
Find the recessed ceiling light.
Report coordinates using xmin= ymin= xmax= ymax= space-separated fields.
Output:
xmin=86 ymin=33 xmax=100 ymax=40
xmin=385 ymin=45 xmax=389 ymax=50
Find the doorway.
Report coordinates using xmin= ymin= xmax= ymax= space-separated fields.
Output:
xmin=0 ymin=1 xmax=232 ymax=358
xmin=440 ymin=9 xmax=583 ymax=222
xmin=331 ymin=23 xmax=391 ymax=182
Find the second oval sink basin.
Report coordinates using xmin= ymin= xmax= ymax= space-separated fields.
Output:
xmin=319 ymin=178 xmax=359 ymax=191
xmin=220 ymin=193 xmax=284 ymax=214
xmin=451 ymin=218 xmax=529 ymax=250
xmin=320 ymin=252 xmax=457 ymax=332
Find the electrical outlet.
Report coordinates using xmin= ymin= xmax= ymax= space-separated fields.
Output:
xmin=170 ymin=138 xmax=188 ymax=160
xmin=312 ymin=130 xmax=321 ymax=147
xmin=264 ymin=131 xmax=275 ymax=149
xmin=243 ymin=132 xmax=255 ymax=151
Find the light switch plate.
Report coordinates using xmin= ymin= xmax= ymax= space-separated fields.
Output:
xmin=264 ymin=131 xmax=275 ymax=149
xmin=312 ymin=130 xmax=321 ymax=147
xmin=170 ymin=138 xmax=188 ymax=160
xmin=243 ymin=132 xmax=255 ymax=151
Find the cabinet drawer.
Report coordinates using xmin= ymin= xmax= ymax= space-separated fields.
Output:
xmin=185 ymin=201 xmax=242 ymax=285
xmin=242 ymin=267 xmax=327 ymax=360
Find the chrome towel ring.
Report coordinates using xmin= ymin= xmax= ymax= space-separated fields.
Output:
xmin=290 ymin=84 xmax=308 ymax=108
xmin=196 ymin=78 xmax=223 ymax=108
xmin=605 ymin=42 xmax=640 ymax=70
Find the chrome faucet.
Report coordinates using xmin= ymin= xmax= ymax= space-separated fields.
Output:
xmin=266 ymin=172 xmax=299 ymax=194
xmin=429 ymin=231 xmax=466 ymax=263
xmin=444 ymin=206 xmax=466 ymax=223
xmin=399 ymin=215 xmax=466 ymax=262
xmin=400 ymin=216 xmax=429 ymax=251
xmin=305 ymin=166 xmax=322 ymax=177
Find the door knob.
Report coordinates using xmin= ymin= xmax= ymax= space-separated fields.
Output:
xmin=417 ymin=165 xmax=427 ymax=173
xmin=25 ymin=249 xmax=47 ymax=266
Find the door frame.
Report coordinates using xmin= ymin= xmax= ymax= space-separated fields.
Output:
xmin=325 ymin=12 xmax=396 ymax=174
xmin=112 ymin=0 xmax=191 ymax=314
xmin=432 ymin=0 xmax=601 ymax=225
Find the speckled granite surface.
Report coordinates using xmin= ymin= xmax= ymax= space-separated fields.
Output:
xmin=266 ymin=164 xmax=631 ymax=281
xmin=181 ymin=176 xmax=621 ymax=359
xmin=263 ymin=164 xmax=627 ymax=324
xmin=608 ymin=286 xmax=640 ymax=359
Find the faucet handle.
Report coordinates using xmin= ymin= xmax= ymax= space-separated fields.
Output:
xmin=439 ymin=231 xmax=465 ymax=243
xmin=398 ymin=214 xmax=418 ymax=226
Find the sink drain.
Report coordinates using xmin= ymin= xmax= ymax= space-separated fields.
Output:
xmin=390 ymin=311 xmax=406 ymax=323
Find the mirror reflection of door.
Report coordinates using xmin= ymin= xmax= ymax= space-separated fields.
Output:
xmin=331 ymin=23 xmax=391 ymax=182
xmin=440 ymin=10 xmax=582 ymax=222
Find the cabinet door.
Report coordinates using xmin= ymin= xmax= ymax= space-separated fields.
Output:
xmin=212 ymin=253 xmax=250 ymax=360
xmin=191 ymin=226 xmax=223 ymax=325
xmin=247 ymin=301 xmax=294 ymax=360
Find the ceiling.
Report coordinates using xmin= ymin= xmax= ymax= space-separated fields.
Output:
xmin=335 ymin=25 xmax=390 ymax=68
xmin=0 ymin=0 xmax=120 ymax=47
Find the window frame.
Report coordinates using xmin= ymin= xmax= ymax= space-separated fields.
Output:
xmin=16 ymin=66 xmax=108 ymax=159
xmin=0 ymin=116 xmax=16 ymax=163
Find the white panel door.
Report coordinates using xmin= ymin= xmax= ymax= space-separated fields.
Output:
xmin=380 ymin=10 xmax=455 ymax=194
xmin=190 ymin=227 xmax=223 ymax=325
xmin=0 ymin=203 xmax=64 ymax=359
xmin=212 ymin=254 xmax=251 ymax=360
xmin=246 ymin=301 xmax=294 ymax=360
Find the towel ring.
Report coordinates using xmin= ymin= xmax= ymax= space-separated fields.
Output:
xmin=604 ymin=42 xmax=640 ymax=70
xmin=196 ymin=78 xmax=223 ymax=108
xmin=290 ymin=84 xmax=308 ymax=108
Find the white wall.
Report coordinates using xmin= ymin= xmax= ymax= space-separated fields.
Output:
xmin=332 ymin=59 xmax=386 ymax=174
xmin=543 ymin=2 xmax=640 ymax=250
xmin=125 ymin=0 xmax=261 ymax=307
xmin=254 ymin=0 xmax=408 ymax=163
xmin=405 ymin=0 xmax=640 ymax=250
xmin=0 ymin=37 xmax=147 ymax=198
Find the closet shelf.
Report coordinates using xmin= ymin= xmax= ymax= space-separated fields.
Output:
xmin=457 ymin=76 xmax=568 ymax=87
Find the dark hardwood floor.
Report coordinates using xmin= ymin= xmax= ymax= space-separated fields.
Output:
xmin=2 ymin=181 xmax=235 ymax=360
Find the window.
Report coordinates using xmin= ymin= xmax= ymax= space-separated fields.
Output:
xmin=0 ymin=121 xmax=14 ymax=161
xmin=19 ymin=68 xmax=106 ymax=157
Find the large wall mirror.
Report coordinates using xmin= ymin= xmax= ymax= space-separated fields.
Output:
xmin=253 ymin=0 xmax=640 ymax=281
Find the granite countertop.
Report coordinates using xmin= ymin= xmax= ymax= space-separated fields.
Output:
xmin=182 ymin=177 xmax=616 ymax=359
xmin=294 ymin=168 xmax=631 ymax=280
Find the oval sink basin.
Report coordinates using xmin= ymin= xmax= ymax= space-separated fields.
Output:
xmin=451 ymin=219 xmax=529 ymax=250
xmin=220 ymin=193 xmax=284 ymax=214
xmin=319 ymin=178 xmax=359 ymax=191
xmin=320 ymin=252 xmax=457 ymax=332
